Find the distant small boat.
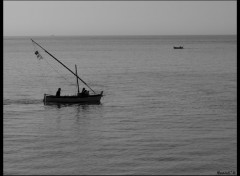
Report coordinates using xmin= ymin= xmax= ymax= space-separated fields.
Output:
xmin=173 ymin=46 xmax=184 ymax=49
xmin=31 ymin=39 xmax=103 ymax=104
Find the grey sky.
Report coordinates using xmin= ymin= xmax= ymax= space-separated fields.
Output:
xmin=4 ymin=1 xmax=236 ymax=36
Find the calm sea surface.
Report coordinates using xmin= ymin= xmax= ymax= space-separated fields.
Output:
xmin=4 ymin=35 xmax=237 ymax=175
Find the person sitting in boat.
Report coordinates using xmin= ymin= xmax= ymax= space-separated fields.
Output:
xmin=82 ymin=88 xmax=86 ymax=94
xmin=56 ymin=88 xmax=61 ymax=97
xmin=81 ymin=87 xmax=89 ymax=97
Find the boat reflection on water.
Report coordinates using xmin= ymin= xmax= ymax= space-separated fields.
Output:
xmin=44 ymin=101 xmax=102 ymax=109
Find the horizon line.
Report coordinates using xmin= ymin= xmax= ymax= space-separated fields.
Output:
xmin=3 ymin=34 xmax=237 ymax=37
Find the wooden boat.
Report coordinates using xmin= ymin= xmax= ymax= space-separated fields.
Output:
xmin=173 ymin=46 xmax=184 ymax=49
xmin=31 ymin=39 xmax=103 ymax=104
xmin=43 ymin=93 xmax=103 ymax=104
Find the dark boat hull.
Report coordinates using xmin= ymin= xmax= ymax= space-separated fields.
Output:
xmin=43 ymin=93 xmax=103 ymax=104
xmin=173 ymin=46 xmax=184 ymax=49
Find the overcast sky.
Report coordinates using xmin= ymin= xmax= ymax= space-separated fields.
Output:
xmin=4 ymin=1 xmax=236 ymax=36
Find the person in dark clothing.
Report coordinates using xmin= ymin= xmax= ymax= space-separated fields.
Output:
xmin=81 ymin=87 xmax=89 ymax=97
xmin=82 ymin=88 xmax=86 ymax=94
xmin=56 ymin=88 xmax=61 ymax=97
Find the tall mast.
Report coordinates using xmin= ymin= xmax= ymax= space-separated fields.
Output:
xmin=75 ymin=64 xmax=80 ymax=94
xmin=31 ymin=39 xmax=96 ymax=94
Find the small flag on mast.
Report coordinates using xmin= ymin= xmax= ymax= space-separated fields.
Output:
xmin=34 ymin=50 xmax=43 ymax=60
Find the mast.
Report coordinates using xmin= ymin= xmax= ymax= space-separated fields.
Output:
xmin=31 ymin=39 xmax=96 ymax=94
xmin=75 ymin=64 xmax=80 ymax=94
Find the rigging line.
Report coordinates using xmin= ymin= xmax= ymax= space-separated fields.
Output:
xmin=32 ymin=41 xmax=37 ymax=51
xmin=31 ymin=39 xmax=96 ymax=94
xmin=33 ymin=42 xmax=48 ymax=91
xmin=43 ymin=57 xmax=76 ymax=86
xmin=37 ymin=59 xmax=50 ymax=93
xmin=32 ymin=41 xmax=43 ymax=56
xmin=31 ymin=40 xmax=75 ymax=87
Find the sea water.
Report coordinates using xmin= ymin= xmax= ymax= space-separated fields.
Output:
xmin=3 ymin=35 xmax=237 ymax=175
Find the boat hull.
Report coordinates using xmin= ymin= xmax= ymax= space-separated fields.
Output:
xmin=43 ymin=94 xmax=103 ymax=104
xmin=173 ymin=46 xmax=184 ymax=49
